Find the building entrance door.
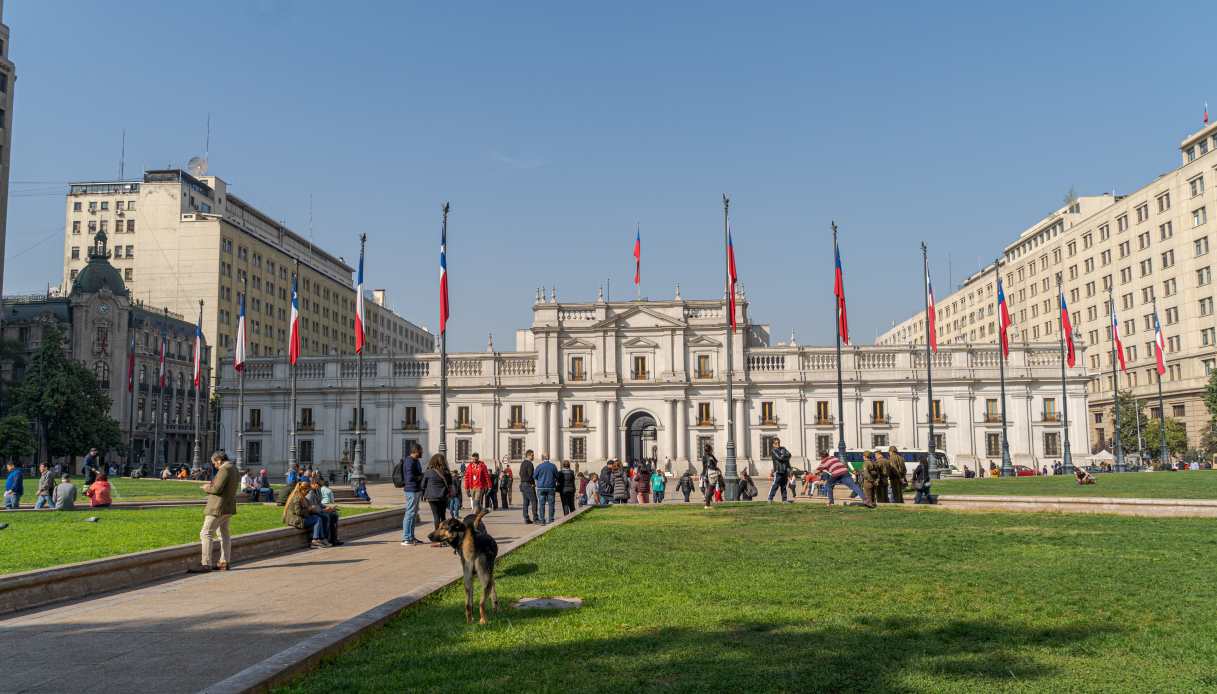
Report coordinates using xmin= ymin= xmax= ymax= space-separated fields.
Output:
xmin=624 ymin=411 xmax=658 ymax=464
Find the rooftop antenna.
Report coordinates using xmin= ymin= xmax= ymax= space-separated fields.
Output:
xmin=119 ymin=129 xmax=126 ymax=179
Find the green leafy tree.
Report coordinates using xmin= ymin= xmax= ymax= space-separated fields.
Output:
xmin=1144 ymin=417 xmax=1188 ymax=460
xmin=9 ymin=326 xmax=122 ymax=464
xmin=0 ymin=413 xmax=35 ymax=463
xmin=1206 ymin=368 xmax=1217 ymax=425
xmin=1110 ymin=390 xmax=1147 ymax=454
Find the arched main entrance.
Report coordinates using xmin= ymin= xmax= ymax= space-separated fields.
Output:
xmin=624 ymin=410 xmax=658 ymax=464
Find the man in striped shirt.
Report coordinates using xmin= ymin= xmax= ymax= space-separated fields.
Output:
xmin=814 ymin=451 xmax=871 ymax=507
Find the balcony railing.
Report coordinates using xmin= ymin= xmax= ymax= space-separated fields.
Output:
xmin=568 ymin=371 xmax=587 ymax=382
xmin=630 ymin=371 xmax=650 ymax=380
xmin=508 ymin=420 xmax=527 ymax=430
xmin=931 ymin=415 xmax=947 ymax=424
xmin=346 ymin=419 xmax=369 ymax=431
xmin=298 ymin=421 xmax=315 ymax=432
xmin=694 ymin=370 xmax=714 ymax=380
xmin=401 ymin=419 xmax=420 ymax=430
xmin=982 ymin=413 xmax=1002 ymax=423
xmin=758 ymin=417 xmax=779 ymax=426
xmin=569 ymin=420 xmax=588 ymax=429
xmin=245 ymin=422 xmax=263 ymax=432
xmin=871 ymin=415 xmax=891 ymax=424
xmin=454 ymin=419 xmax=474 ymax=430
xmin=1042 ymin=412 xmax=1061 ymax=422
xmin=695 ymin=418 xmax=716 ymax=427
xmin=814 ymin=415 xmax=834 ymax=425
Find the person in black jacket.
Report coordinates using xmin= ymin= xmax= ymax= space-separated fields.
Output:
xmin=676 ymin=470 xmax=694 ymax=502
xmin=701 ymin=445 xmax=721 ymax=509
xmin=767 ymin=437 xmax=793 ymax=503
xmin=557 ymin=460 xmax=577 ymax=516
xmin=487 ymin=465 xmax=501 ymax=510
xmin=518 ymin=450 xmax=538 ymax=524
xmin=422 ymin=454 xmax=452 ymax=545
xmin=400 ymin=444 xmax=425 ymax=546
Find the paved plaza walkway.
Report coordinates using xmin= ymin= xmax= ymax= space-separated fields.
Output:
xmin=0 ymin=486 xmax=569 ymax=693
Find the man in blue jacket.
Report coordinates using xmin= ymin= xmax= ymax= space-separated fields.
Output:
xmin=400 ymin=444 xmax=425 ymax=546
xmin=4 ymin=461 xmax=24 ymax=509
xmin=532 ymin=454 xmax=558 ymax=525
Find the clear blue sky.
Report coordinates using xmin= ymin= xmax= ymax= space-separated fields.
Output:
xmin=5 ymin=1 xmax=1213 ymax=350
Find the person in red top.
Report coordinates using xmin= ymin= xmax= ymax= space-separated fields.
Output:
xmin=463 ymin=453 xmax=492 ymax=512
xmin=814 ymin=451 xmax=868 ymax=507
xmin=85 ymin=472 xmax=113 ymax=508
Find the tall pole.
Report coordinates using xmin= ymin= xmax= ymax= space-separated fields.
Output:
xmin=723 ymin=194 xmax=738 ymax=500
xmin=833 ymin=223 xmax=847 ymax=462
xmin=1134 ymin=396 xmax=1143 ymax=465
xmin=153 ymin=312 xmax=165 ymax=473
xmin=235 ymin=277 xmax=246 ymax=468
xmin=996 ymin=260 xmax=1012 ymax=476
xmin=125 ymin=319 xmax=136 ymax=473
xmin=287 ymin=261 xmax=299 ymax=470
xmin=352 ymin=233 xmax=367 ymax=483
xmin=1154 ymin=297 xmax=1169 ymax=467
xmin=439 ymin=203 xmax=449 ymax=459
xmin=1055 ymin=275 xmax=1073 ymax=473
xmin=191 ymin=299 xmax=203 ymax=471
xmin=1109 ymin=287 xmax=1124 ymax=472
xmin=922 ymin=243 xmax=937 ymax=477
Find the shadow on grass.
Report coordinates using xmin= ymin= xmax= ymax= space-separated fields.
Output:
xmin=499 ymin=562 xmax=537 ymax=577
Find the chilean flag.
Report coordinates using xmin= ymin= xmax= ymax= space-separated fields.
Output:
xmin=289 ymin=273 xmax=301 ymax=365
xmin=439 ymin=224 xmax=449 ymax=335
xmin=926 ymin=274 xmax=938 ymax=353
xmin=1110 ymin=302 xmax=1126 ymax=372
xmin=1206 ymin=101 xmax=1210 ymax=125
xmin=997 ymin=276 xmax=1012 ymax=359
xmin=234 ymin=290 xmax=246 ymax=372
xmin=158 ymin=335 xmax=167 ymax=388
xmin=1059 ymin=287 xmax=1075 ymax=367
xmin=727 ymin=229 xmax=738 ymax=332
xmin=354 ymin=245 xmax=366 ymax=354
xmin=126 ymin=330 xmax=135 ymax=393
xmin=192 ymin=311 xmax=203 ymax=387
xmin=834 ymin=240 xmax=849 ymax=344
xmin=633 ymin=228 xmax=641 ymax=287
xmin=1153 ymin=310 xmax=1167 ymax=376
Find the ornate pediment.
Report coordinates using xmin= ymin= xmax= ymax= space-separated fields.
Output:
xmin=687 ymin=335 xmax=722 ymax=347
xmin=622 ymin=336 xmax=660 ymax=349
xmin=592 ymin=305 xmax=686 ymax=331
xmin=561 ymin=337 xmax=597 ymax=350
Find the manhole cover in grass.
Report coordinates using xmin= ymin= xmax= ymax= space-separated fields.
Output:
xmin=512 ymin=596 xmax=583 ymax=610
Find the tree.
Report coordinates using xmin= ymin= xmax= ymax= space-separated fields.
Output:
xmin=1205 ymin=367 xmax=1217 ymax=427
xmin=1144 ymin=417 xmax=1188 ymax=460
xmin=9 ymin=326 xmax=122 ymax=463
xmin=0 ymin=414 xmax=35 ymax=463
xmin=1110 ymin=390 xmax=1147 ymax=455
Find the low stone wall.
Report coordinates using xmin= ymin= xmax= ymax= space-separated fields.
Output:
xmin=936 ymin=494 xmax=1217 ymax=517
xmin=0 ymin=508 xmax=402 ymax=618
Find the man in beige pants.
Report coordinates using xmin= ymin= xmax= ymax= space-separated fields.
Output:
xmin=191 ymin=451 xmax=239 ymax=573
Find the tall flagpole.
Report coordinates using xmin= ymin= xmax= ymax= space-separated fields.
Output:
xmin=996 ymin=260 xmax=1012 ymax=476
xmin=922 ymin=243 xmax=937 ymax=476
xmin=833 ymin=223 xmax=847 ymax=461
xmin=1153 ymin=297 xmax=1168 ymax=467
xmin=288 ymin=260 xmax=299 ymax=471
xmin=1109 ymin=287 xmax=1123 ymax=471
xmin=1055 ymin=275 xmax=1073 ymax=473
xmin=439 ymin=203 xmax=450 ymax=459
xmin=352 ymin=233 xmax=367 ymax=484
xmin=723 ymin=194 xmax=738 ymax=500
xmin=236 ymin=277 xmax=246 ymax=469
xmin=191 ymin=299 xmax=203 ymax=472
xmin=154 ymin=310 xmax=165 ymax=473
xmin=125 ymin=324 xmax=136 ymax=474
xmin=1134 ymin=396 xmax=1144 ymax=464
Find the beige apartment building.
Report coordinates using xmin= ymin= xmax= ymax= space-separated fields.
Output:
xmin=365 ymin=288 xmax=435 ymax=355
xmin=0 ymin=1 xmax=15 ymax=294
xmin=62 ymin=169 xmax=430 ymax=371
xmin=879 ymin=121 xmax=1217 ymax=454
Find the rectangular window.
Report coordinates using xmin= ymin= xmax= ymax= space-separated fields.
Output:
xmin=404 ymin=405 xmax=419 ymax=428
xmin=509 ymin=438 xmax=525 ymax=461
xmin=632 ymin=355 xmax=648 ymax=380
xmin=1140 ymin=259 xmax=1152 ymax=276
xmin=248 ymin=408 xmax=262 ymax=431
xmin=816 ymin=400 xmax=831 ymax=424
xmin=72 ymin=221 xmax=80 ymax=234
xmin=1202 ymin=297 xmax=1214 ymax=317
xmin=696 ymin=354 xmax=712 ymax=379
xmin=1203 ymin=328 xmax=1216 ymax=347
xmin=697 ymin=402 xmax=712 ymax=426
xmin=1083 ymin=233 xmax=1093 ymax=249
xmin=1163 ymin=278 xmax=1177 ymax=297
xmin=299 ymin=439 xmax=314 ymax=464
xmin=1165 ymin=306 xmax=1178 ymax=325
xmin=569 ymin=356 xmax=586 ymax=382
xmin=1199 ymin=267 xmax=1212 ymax=286
xmin=1043 ymin=398 xmax=1058 ymax=421
xmin=569 ymin=436 xmax=586 ymax=461
xmin=1116 ymin=217 xmax=1127 ymax=233
xmin=1172 ymin=404 xmax=1186 ymax=418
xmin=1135 ymin=204 xmax=1149 ymax=223
xmin=985 ymin=433 xmax=1001 ymax=457
xmin=1100 ymin=250 xmax=1112 ymax=266
xmin=871 ymin=400 xmax=887 ymax=423
xmin=1197 ymin=237 xmax=1210 ymax=257
xmin=456 ymin=405 xmax=471 ymax=428
xmin=299 ymin=407 xmax=314 ymax=429
xmin=1084 ymin=258 xmax=1095 ymax=273
xmin=247 ymin=441 xmax=261 ymax=464
xmin=570 ymin=404 xmax=585 ymax=427
xmin=815 ymin=434 xmax=833 ymax=457
xmin=1194 ymin=207 xmax=1208 ymax=227
xmin=71 ymin=247 xmax=80 ymax=260
xmin=1160 ymin=222 xmax=1173 ymax=240
xmin=508 ymin=405 xmax=523 ymax=428
xmin=1161 ymin=249 xmax=1175 ymax=268
xmin=1190 ymin=176 xmax=1205 ymax=198
xmin=760 ymin=401 xmax=775 ymax=424
xmin=1044 ymin=433 xmax=1060 ymax=457
xmin=456 ymin=439 xmax=472 ymax=463
xmin=1158 ymin=193 xmax=1171 ymax=212
xmin=124 ymin=268 xmax=133 ymax=281
xmin=871 ymin=434 xmax=888 ymax=449
xmin=1118 ymin=241 xmax=1130 ymax=258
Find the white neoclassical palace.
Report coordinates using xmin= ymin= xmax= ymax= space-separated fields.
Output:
xmin=216 ymin=291 xmax=1091 ymax=478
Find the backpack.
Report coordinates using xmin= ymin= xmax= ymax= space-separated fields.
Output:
xmin=598 ymin=475 xmax=613 ymax=496
xmin=391 ymin=460 xmax=405 ymax=488
xmin=706 ymin=467 xmax=721 ymax=487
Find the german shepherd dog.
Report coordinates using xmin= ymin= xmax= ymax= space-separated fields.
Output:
xmin=427 ymin=509 xmax=500 ymax=624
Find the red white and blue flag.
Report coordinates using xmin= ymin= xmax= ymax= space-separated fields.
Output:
xmin=1110 ymin=301 xmax=1126 ymax=372
xmin=126 ymin=330 xmax=135 ymax=393
xmin=1205 ymin=101 xmax=1210 ymax=125
xmin=997 ymin=276 xmax=1012 ymax=359
xmin=439 ymin=225 xmax=450 ymax=335
xmin=834 ymin=239 xmax=849 ymax=344
xmin=1153 ymin=309 xmax=1167 ymax=375
xmin=1059 ymin=287 xmax=1075 ymax=367
xmin=289 ymin=273 xmax=301 ymax=365
xmin=192 ymin=309 xmax=203 ymax=387
xmin=633 ymin=228 xmax=641 ymax=287
xmin=727 ymin=229 xmax=738 ymax=332
xmin=234 ymin=290 xmax=246 ymax=372
xmin=926 ymin=274 xmax=938 ymax=353
xmin=158 ymin=335 xmax=167 ymax=388
xmin=354 ymin=245 xmax=366 ymax=354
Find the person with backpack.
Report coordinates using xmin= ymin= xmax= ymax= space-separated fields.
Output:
xmin=519 ymin=450 xmax=538 ymax=523
xmin=648 ymin=468 xmax=665 ymax=503
xmin=676 ymin=470 xmax=694 ymax=503
xmin=701 ymin=445 xmax=721 ymax=509
xmin=767 ymin=437 xmax=793 ymax=503
xmin=596 ymin=460 xmax=615 ymax=505
xmin=395 ymin=444 xmax=425 ymax=546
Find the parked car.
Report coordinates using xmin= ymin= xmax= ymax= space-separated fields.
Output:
xmin=1012 ymin=465 xmax=1037 ymax=477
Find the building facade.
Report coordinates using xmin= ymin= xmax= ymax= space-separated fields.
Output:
xmin=2 ymin=231 xmax=209 ymax=469
xmin=364 ymin=289 xmax=434 ymax=355
xmin=878 ymin=121 xmax=1217 ymax=452
xmin=218 ymin=294 xmax=1090 ymax=478
xmin=0 ymin=1 xmax=15 ymax=295
xmin=62 ymin=169 xmax=428 ymax=374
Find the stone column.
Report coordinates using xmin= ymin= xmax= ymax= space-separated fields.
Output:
xmin=667 ymin=399 xmax=677 ymax=466
xmin=608 ymin=400 xmax=619 ymax=459
xmin=676 ymin=399 xmax=688 ymax=463
xmin=537 ymin=402 xmax=548 ymax=458
xmin=549 ymin=398 xmax=561 ymax=460
xmin=598 ymin=401 xmax=608 ymax=461
xmin=735 ymin=397 xmax=748 ymax=463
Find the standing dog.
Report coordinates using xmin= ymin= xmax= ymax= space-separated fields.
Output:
xmin=427 ymin=509 xmax=499 ymax=624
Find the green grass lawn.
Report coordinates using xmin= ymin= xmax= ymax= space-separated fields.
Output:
xmin=934 ymin=469 xmax=1217 ymax=499
xmin=0 ymin=505 xmax=382 ymax=575
xmin=282 ymin=504 xmax=1217 ymax=694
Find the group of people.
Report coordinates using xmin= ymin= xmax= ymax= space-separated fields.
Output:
xmin=4 ymin=459 xmax=114 ymax=510
xmin=239 ymin=468 xmax=276 ymax=502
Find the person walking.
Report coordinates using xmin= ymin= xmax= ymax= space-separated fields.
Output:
xmin=519 ymin=450 xmax=538 ymax=524
xmin=701 ymin=446 xmax=721 ymax=509
xmin=676 ymin=470 xmax=694 ymax=503
xmin=886 ymin=446 xmax=907 ymax=504
xmin=190 ymin=451 xmax=239 ymax=573
xmin=400 ymin=444 xmax=425 ymax=546
xmin=557 ymin=460 xmax=577 ymax=516
xmin=422 ymin=454 xmax=453 ymax=545
xmin=501 ymin=463 xmax=513 ymax=509
xmin=487 ymin=463 xmax=501 ymax=511
xmin=577 ymin=472 xmax=589 ymax=507
xmin=635 ymin=461 xmax=651 ymax=504
xmin=611 ymin=460 xmax=629 ymax=505
xmin=4 ymin=460 xmax=24 ymax=509
xmin=33 ymin=462 xmax=54 ymax=510
xmin=814 ymin=451 xmax=871 ymax=507
xmin=651 ymin=468 xmax=667 ymax=503
xmin=767 ymin=437 xmax=793 ymax=503
xmin=82 ymin=448 xmax=100 ymax=486
xmin=464 ymin=453 xmax=492 ymax=512
xmin=52 ymin=473 xmax=77 ymax=510
xmin=912 ymin=458 xmax=937 ymax=503
xmin=533 ymin=454 xmax=558 ymax=524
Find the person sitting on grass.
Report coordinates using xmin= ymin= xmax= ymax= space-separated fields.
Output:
xmin=176 ymin=467 xmax=189 ymax=480
xmin=308 ymin=478 xmax=343 ymax=546
xmin=85 ymin=472 xmax=112 ymax=508
xmin=283 ymin=481 xmax=330 ymax=548
xmin=53 ymin=473 xmax=77 ymax=510
xmin=1075 ymin=466 xmax=1096 ymax=485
